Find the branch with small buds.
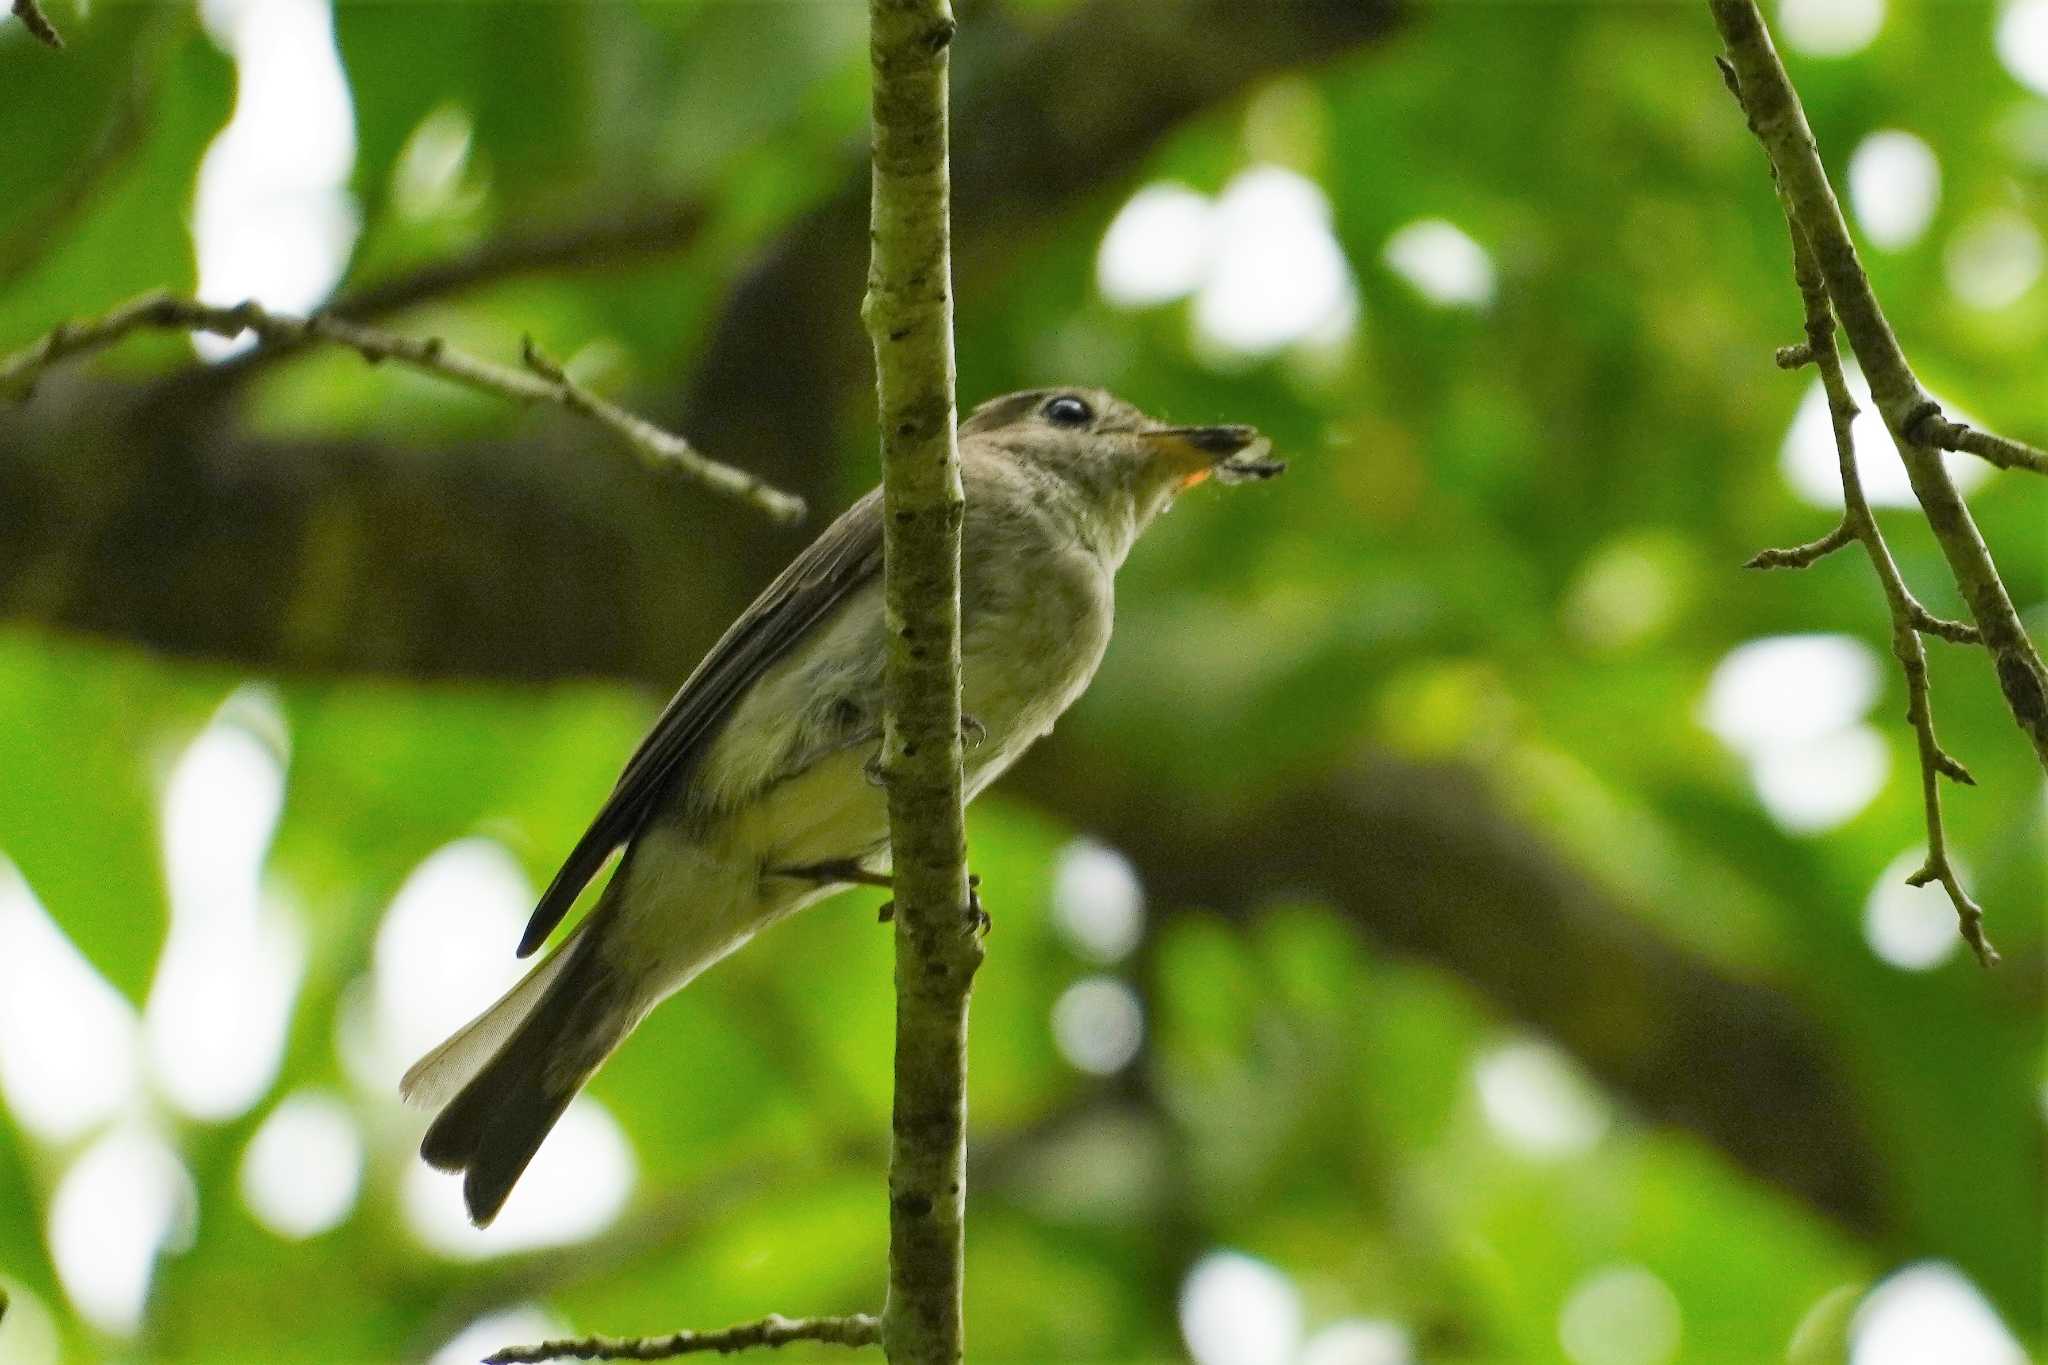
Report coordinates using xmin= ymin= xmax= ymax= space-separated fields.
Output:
xmin=1718 ymin=39 xmax=2000 ymax=965
xmin=1712 ymin=0 xmax=2048 ymax=772
xmin=0 ymin=291 xmax=806 ymax=524
xmin=483 ymin=1312 xmax=881 ymax=1364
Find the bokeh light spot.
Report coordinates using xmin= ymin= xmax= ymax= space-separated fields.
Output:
xmin=1851 ymin=1262 xmax=2025 ymax=1365
xmin=1051 ymin=976 xmax=1145 ymax=1076
xmin=1050 ymin=838 xmax=1145 ymax=963
xmin=1383 ymin=218 xmax=1496 ymax=308
xmin=1945 ymin=211 xmax=2044 ymax=310
xmin=1558 ymin=1265 xmax=1683 ymax=1365
xmin=0 ymin=857 xmax=143 ymax=1143
xmin=1847 ymin=130 xmax=1939 ymax=250
xmin=1778 ymin=0 xmax=1885 ymax=56
xmin=239 ymin=1090 xmax=364 ymax=1239
xmin=48 ymin=1128 xmax=196 ymax=1337
xmin=1179 ymin=1251 xmax=1303 ymax=1365
xmin=1097 ymin=182 xmax=1215 ymax=308
xmin=192 ymin=0 xmax=360 ymax=359
xmin=1996 ymin=0 xmax=2048 ymax=95
xmin=1474 ymin=1039 xmax=1610 ymax=1159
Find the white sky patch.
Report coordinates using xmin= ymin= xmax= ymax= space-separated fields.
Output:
xmin=1780 ymin=362 xmax=1992 ymax=509
xmin=1851 ymin=1262 xmax=2026 ymax=1365
xmin=1050 ymin=838 xmax=1145 ymax=963
xmin=1299 ymin=1318 xmax=1414 ymax=1365
xmin=1558 ymin=1265 xmax=1683 ymax=1365
xmin=1863 ymin=848 xmax=1967 ymax=970
xmin=1703 ymin=634 xmax=1890 ymax=833
xmin=1179 ymin=1251 xmax=1303 ymax=1365
xmin=1847 ymin=131 xmax=1940 ymax=250
xmin=1996 ymin=0 xmax=2048 ymax=96
xmin=1193 ymin=166 xmax=1358 ymax=358
xmin=1097 ymin=182 xmax=1215 ymax=307
xmin=1945 ymin=211 xmax=2044 ymax=311
xmin=0 ymin=858 xmax=143 ymax=1144
xmin=367 ymin=838 xmax=534 ymax=1093
xmin=1383 ymin=218 xmax=1496 ymax=308
xmin=430 ymin=1304 xmax=570 ymax=1365
xmin=192 ymin=0 xmax=359 ymax=359
xmin=1778 ymin=0 xmax=1886 ymax=57
xmin=404 ymin=1097 xmax=634 ymax=1258
xmin=1051 ymin=976 xmax=1145 ymax=1076
xmin=146 ymin=689 xmax=304 ymax=1122
xmin=239 ymin=1090 xmax=364 ymax=1239
xmin=1473 ymin=1039 xmax=1610 ymax=1159
xmin=47 ymin=1127 xmax=196 ymax=1337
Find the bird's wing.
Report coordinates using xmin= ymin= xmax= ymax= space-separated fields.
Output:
xmin=516 ymin=489 xmax=884 ymax=957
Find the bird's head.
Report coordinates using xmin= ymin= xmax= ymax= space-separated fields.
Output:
xmin=960 ymin=387 xmax=1283 ymax=553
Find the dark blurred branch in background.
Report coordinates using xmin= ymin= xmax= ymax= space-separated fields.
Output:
xmin=10 ymin=0 xmax=63 ymax=50
xmin=1010 ymin=741 xmax=1894 ymax=1240
xmin=0 ymin=290 xmax=806 ymax=522
xmin=1712 ymin=0 xmax=2048 ymax=772
xmin=1735 ymin=76 xmax=1996 ymax=966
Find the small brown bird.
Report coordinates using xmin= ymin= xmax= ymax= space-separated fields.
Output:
xmin=403 ymin=388 xmax=1281 ymax=1224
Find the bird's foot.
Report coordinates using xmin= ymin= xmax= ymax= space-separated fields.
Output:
xmin=874 ymin=873 xmax=988 ymax=936
xmin=961 ymin=713 xmax=986 ymax=751
xmin=965 ymin=873 xmax=991 ymax=937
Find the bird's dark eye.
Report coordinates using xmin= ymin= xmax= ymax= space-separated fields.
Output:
xmin=1043 ymin=395 xmax=1093 ymax=427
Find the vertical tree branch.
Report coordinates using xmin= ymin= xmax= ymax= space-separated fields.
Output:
xmin=861 ymin=2 xmax=978 ymax=1363
xmin=1711 ymin=0 xmax=2048 ymax=769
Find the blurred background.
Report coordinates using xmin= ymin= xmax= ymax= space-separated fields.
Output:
xmin=0 ymin=1 xmax=2043 ymax=1362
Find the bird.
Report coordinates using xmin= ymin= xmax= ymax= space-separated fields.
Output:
xmin=402 ymin=387 xmax=1282 ymax=1225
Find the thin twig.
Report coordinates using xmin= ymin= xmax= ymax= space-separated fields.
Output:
xmin=1725 ymin=64 xmax=1997 ymax=966
xmin=1911 ymin=415 xmax=2048 ymax=478
xmin=864 ymin=0 xmax=978 ymax=1360
xmin=1713 ymin=0 xmax=2048 ymax=770
xmin=0 ymin=290 xmax=806 ymax=523
xmin=11 ymin=0 xmax=63 ymax=49
xmin=1744 ymin=520 xmax=1851 ymax=570
xmin=483 ymin=1313 xmax=881 ymax=1364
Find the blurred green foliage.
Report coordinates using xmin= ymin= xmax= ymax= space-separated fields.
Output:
xmin=0 ymin=2 xmax=2043 ymax=1363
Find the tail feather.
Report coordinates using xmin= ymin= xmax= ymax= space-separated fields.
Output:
xmin=412 ymin=925 xmax=636 ymax=1227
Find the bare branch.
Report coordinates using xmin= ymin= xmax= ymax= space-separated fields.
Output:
xmin=864 ymin=0 xmax=978 ymax=1360
xmin=1728 ymin=68 xmax=1999 ymax=964
xmin=1744 ymin=520 xmax=1852 ymax=570
xmin=483 ymin=1313 xmax=881 ymax=1364
xmin=11 ymin=0 xmax=62 ymax=49
xmin=0 ymin=291 xmax=806 ymax=523
xmin=1712 ymin=0 xmax=2048 ymax=770
xmin=1912 ymin=414 xmax=2048 ymax=478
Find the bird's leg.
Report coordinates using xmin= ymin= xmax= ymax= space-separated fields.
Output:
xmin=874 ymin=873 xmax=988 ymax=936
xmin=771 ymin=858 xmax=894 ymax=889
xmin=960 ymin=713 xmax=986 ymax=750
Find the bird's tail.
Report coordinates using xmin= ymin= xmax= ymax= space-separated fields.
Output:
xmin=402 ymin=915 xmax=639 ymax=1227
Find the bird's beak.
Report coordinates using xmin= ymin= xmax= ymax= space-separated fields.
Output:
xmin=1139 ymin=425 xmax=1286 ymax=488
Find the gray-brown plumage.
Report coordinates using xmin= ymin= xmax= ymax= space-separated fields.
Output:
xmin=404 ymin=388 xmax=1280 ymax=1225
